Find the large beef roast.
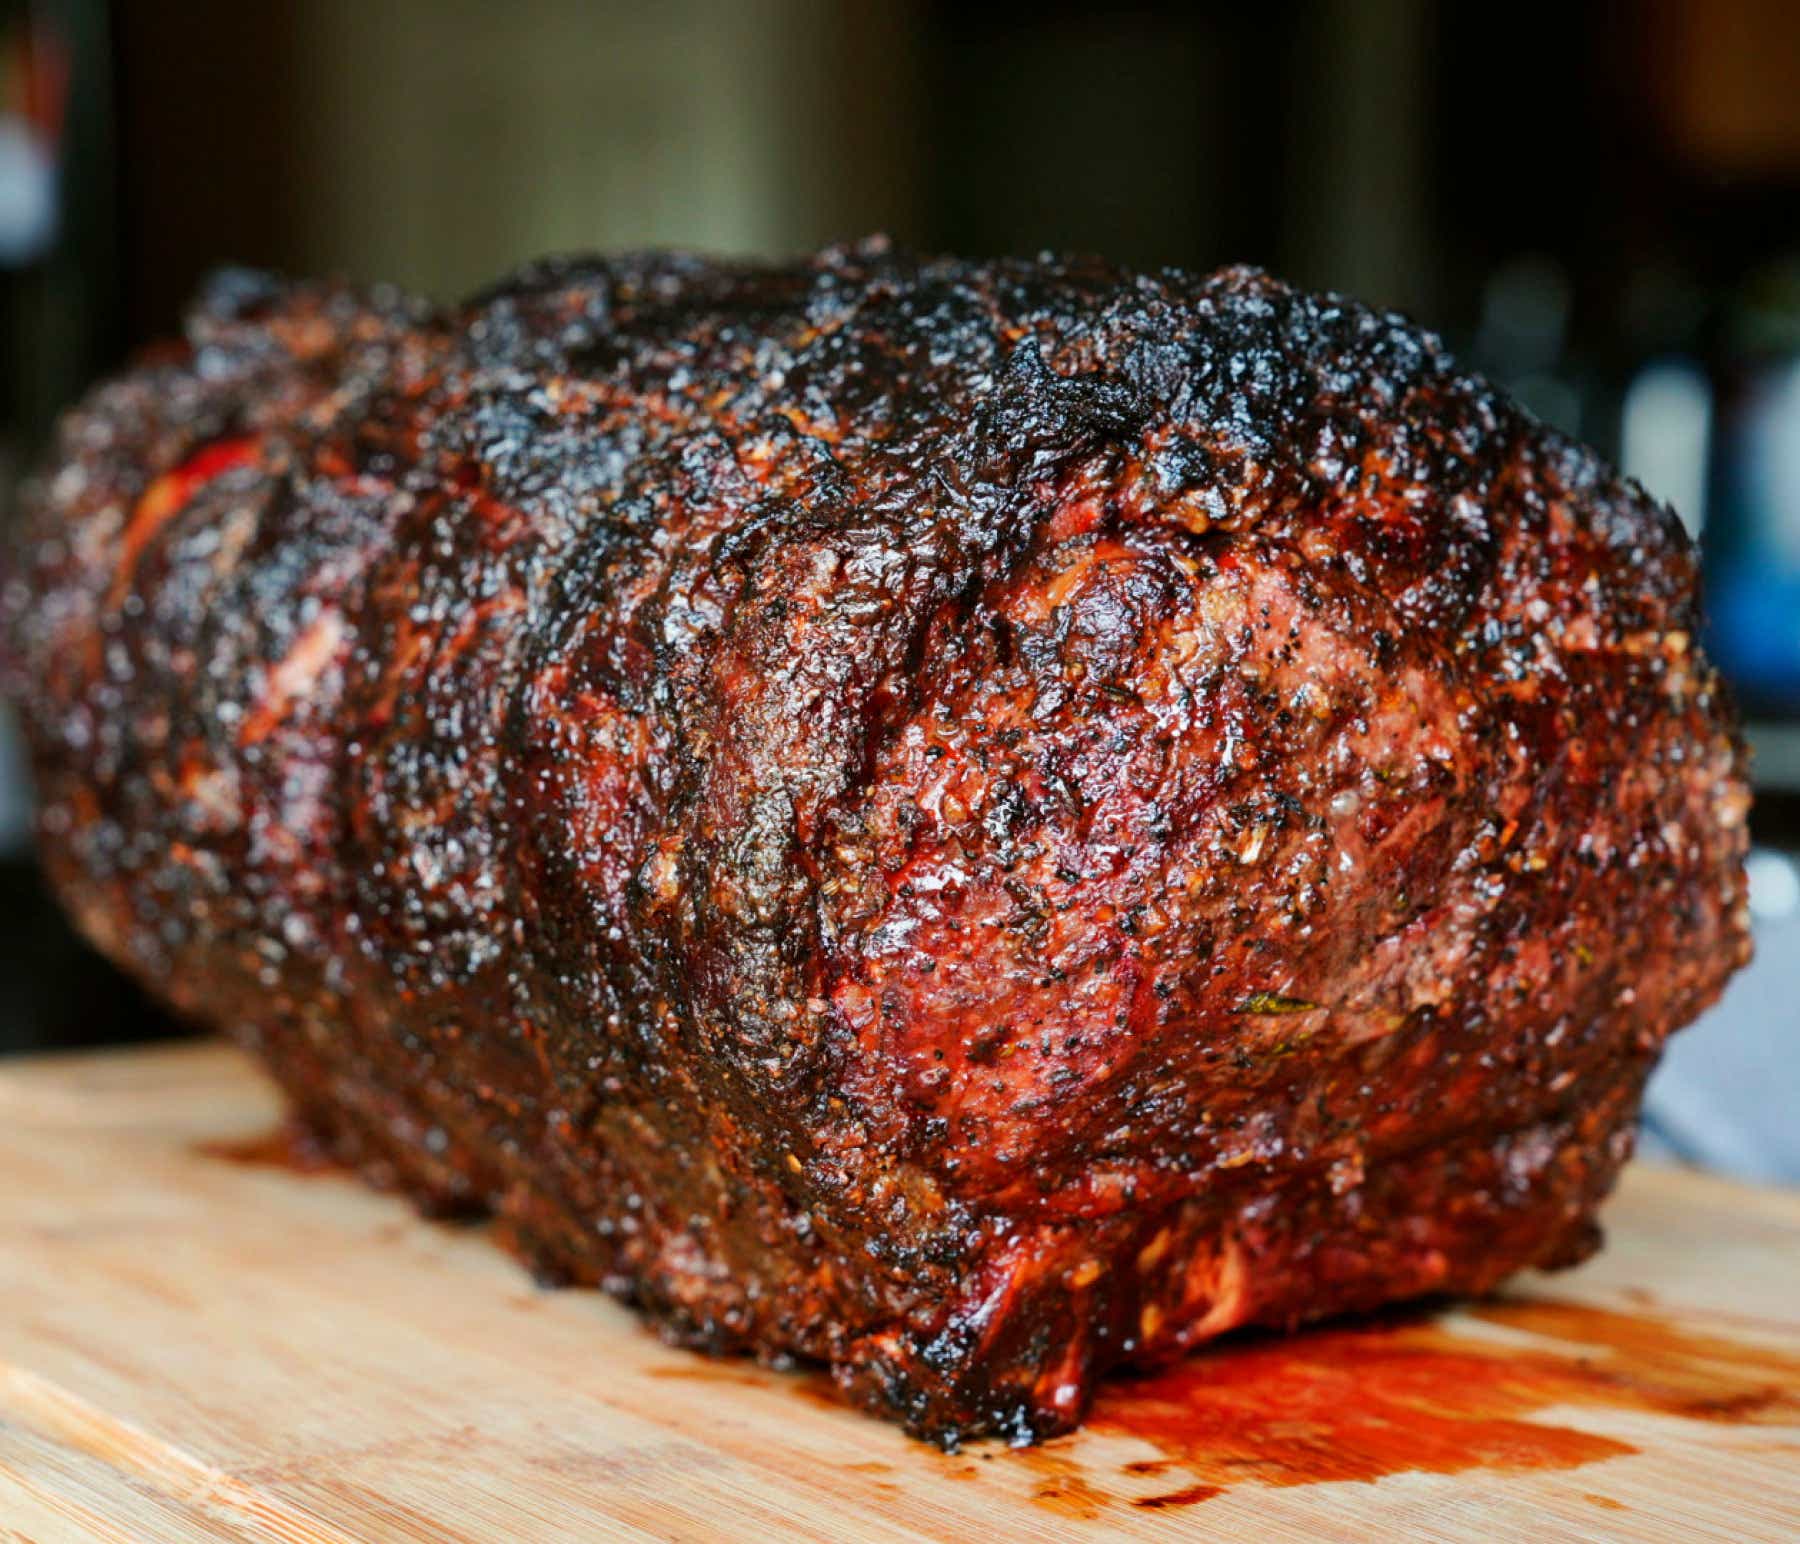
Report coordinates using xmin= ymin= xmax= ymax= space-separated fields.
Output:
xmin=4 ymin=243 xmax=1750 ymax=1443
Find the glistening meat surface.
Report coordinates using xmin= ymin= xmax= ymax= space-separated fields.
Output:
xmin=5 ymin=243 xmax=1750 ymax=1444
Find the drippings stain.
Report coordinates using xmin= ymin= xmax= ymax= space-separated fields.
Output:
xmin=195 ymin=1120 xmax=337 ymax=1174
xmin=1078 ymin=1294 xmax=1800 ymax=1507
xmin=583 ymin=1290 xmax=1797 ymax=1517
xmin=1121 ymin=1458 xmax=1174 ymax=1476
xmin=1133 ymin=1482 xmax=1225 ymax=1509
xmin=1018 ymin=1447 xmax=1110 ymax=1520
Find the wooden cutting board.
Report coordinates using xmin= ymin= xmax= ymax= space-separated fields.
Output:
xmin=0 ymin=1042 xmax=1794 ymax=1543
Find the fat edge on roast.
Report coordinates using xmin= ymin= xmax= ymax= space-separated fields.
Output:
xmin=2 ymin=241 xmax=1752 ymax=1445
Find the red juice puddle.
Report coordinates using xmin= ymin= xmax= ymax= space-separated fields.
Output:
xmin=1073 ymin=1294 xmax=1800 ymax=1508
xmin=195 ymin=1118 xmax=338 ymax=1175
xmin=629 ymin=1293 xmax=1797 ymax=1516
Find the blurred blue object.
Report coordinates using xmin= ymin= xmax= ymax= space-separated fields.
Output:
xmin=1641 ymin=846 xmax=1800 ymax=1185
xmin=1702 ymin=312 xmax=1800 ymax=716
xmin=0 ymin=114 xmax=57 ymax=265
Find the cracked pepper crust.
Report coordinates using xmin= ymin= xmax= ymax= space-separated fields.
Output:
xmin=5 ymin=241 xmax=1751 ymax=1444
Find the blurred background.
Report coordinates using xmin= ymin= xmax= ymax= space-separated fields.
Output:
xmin=0 ymin=0 xmax=1795 ymax=1179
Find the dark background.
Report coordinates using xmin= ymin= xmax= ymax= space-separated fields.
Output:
xmin=0 ymin=0 xmax=1795 ymax=1176
xmin=10 ymin=1 xmax=1799 ymax=437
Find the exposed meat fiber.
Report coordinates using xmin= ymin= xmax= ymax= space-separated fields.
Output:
xmin=5 ymin=243 xmax=1751 ymax=1444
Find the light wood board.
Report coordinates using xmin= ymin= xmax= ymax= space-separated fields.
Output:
xmin=0 ymin=1040 xmax=1794 ymax=1543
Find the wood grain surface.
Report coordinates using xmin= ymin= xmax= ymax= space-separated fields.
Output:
xmin=0 ymin=1041 xmax=1794 ymax=1543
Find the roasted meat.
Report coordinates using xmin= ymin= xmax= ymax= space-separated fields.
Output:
xmin=5 ymin=242 xmax=1750 ymax=1444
